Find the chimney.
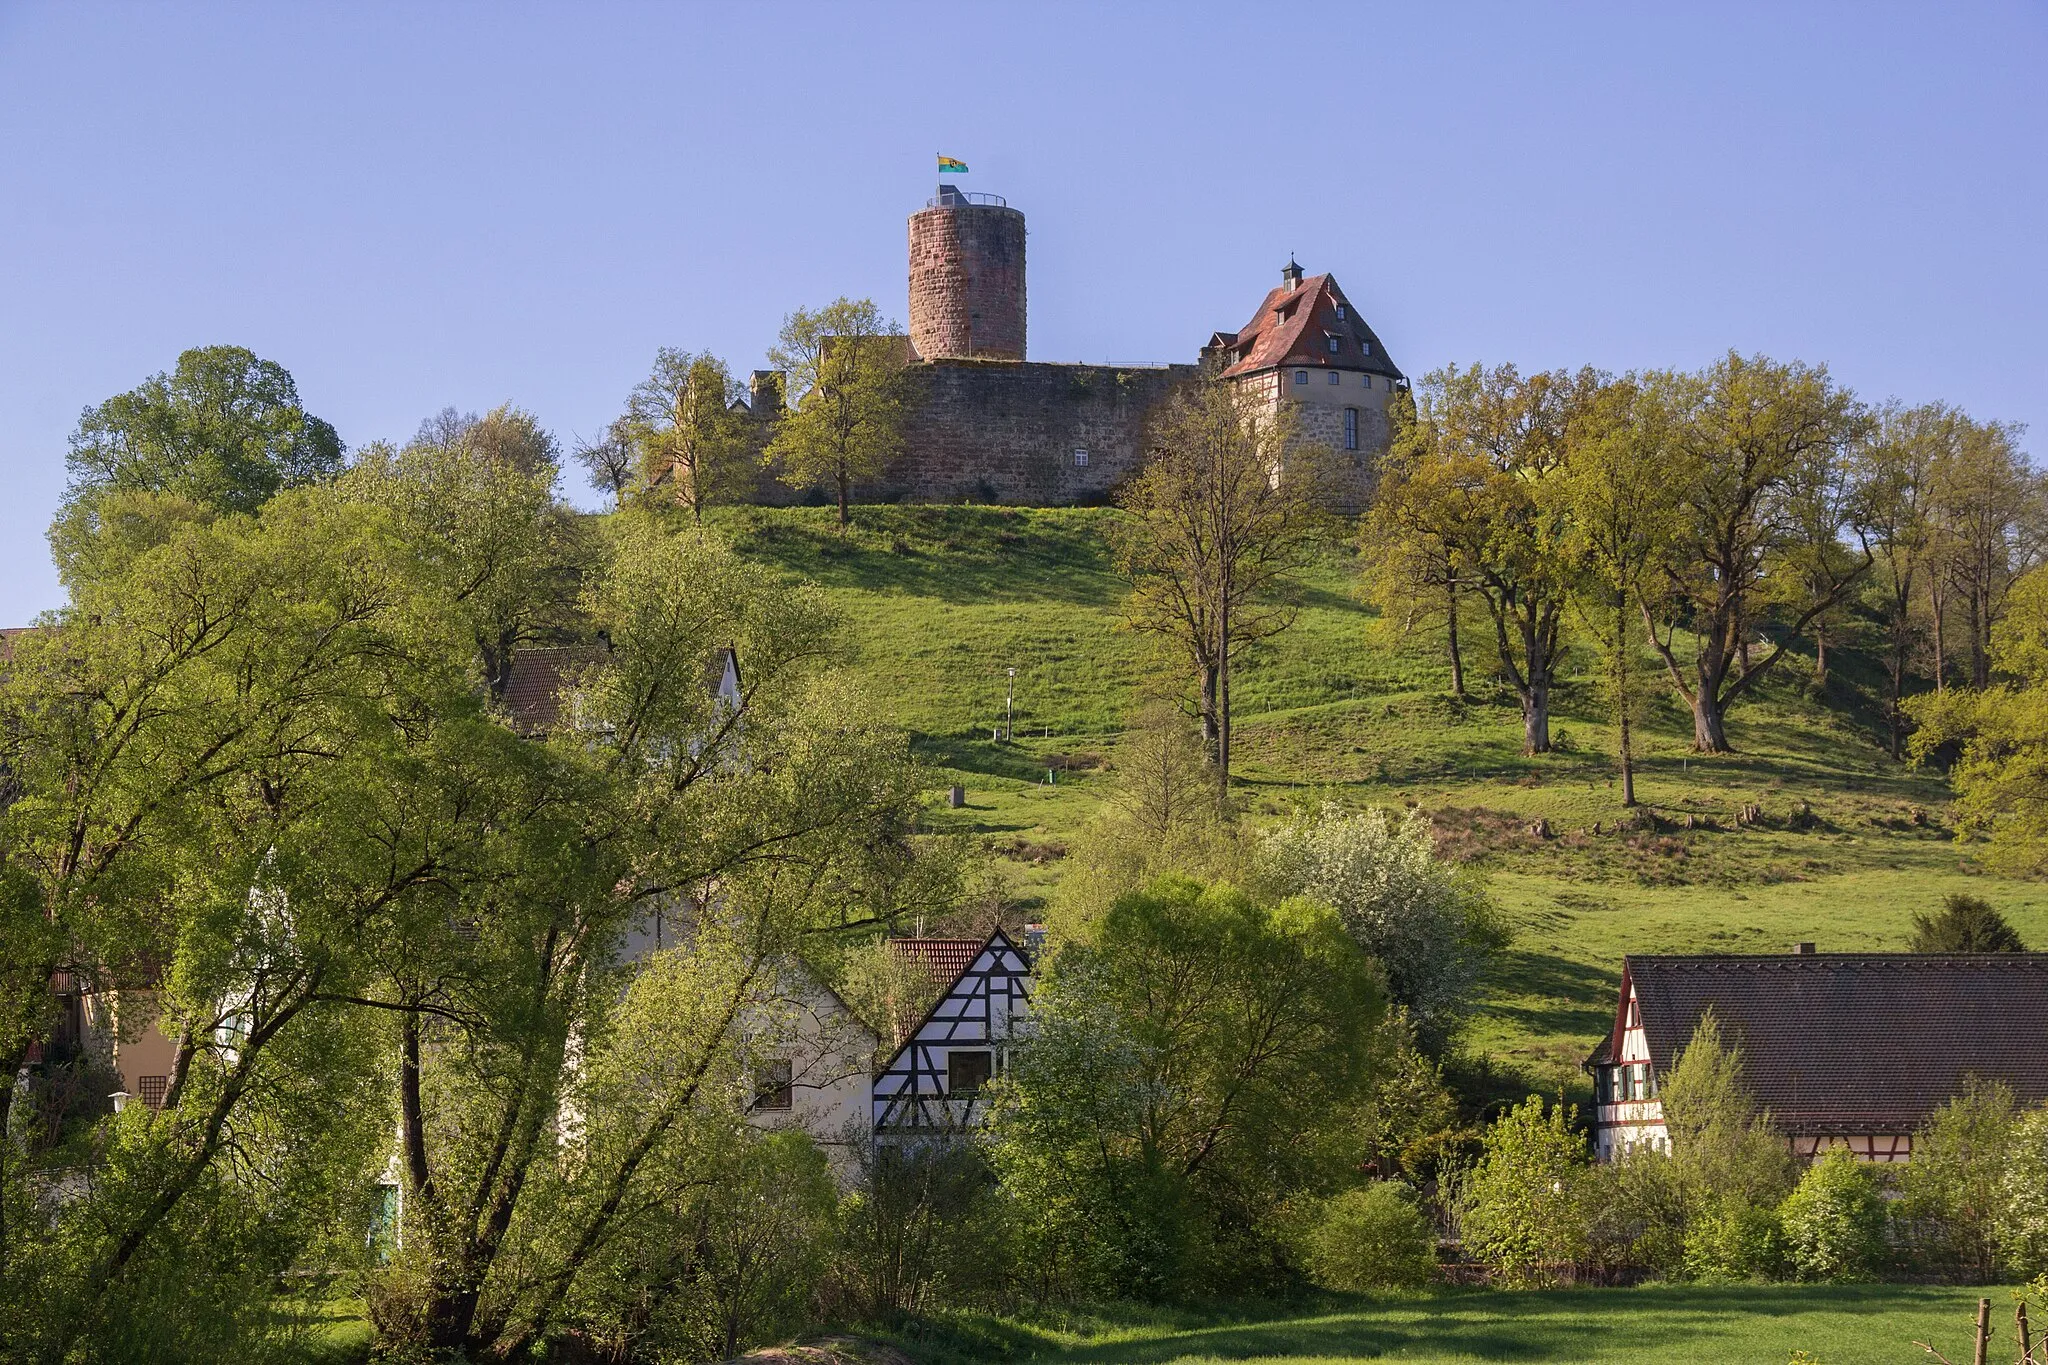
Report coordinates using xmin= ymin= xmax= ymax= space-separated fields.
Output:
xmin=747 ymin=370 xmax=784 ymax=419
xmin=1794 ymin=942 xmax=1816 ymax=955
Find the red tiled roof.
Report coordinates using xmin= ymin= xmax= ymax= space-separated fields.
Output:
xmin=1616 ymin=953 xmax=2048 ymax=1135
xmin=1215 ymin=272 xmax=1403 ymax=383
xmin=500 ymin=645 xmax=609 ymax=735
xmin=889 ymin=938 xmax=984 ymax=988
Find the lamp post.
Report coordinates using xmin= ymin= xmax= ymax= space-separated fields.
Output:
xmin=1005 ymin=668 xmax=1016 ymax=742
xmin=109 ymin=1090 xmax=131 ymax=1114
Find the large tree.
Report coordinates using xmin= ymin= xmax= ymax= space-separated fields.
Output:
xmin=1367 ymin=363 xmax=1592 ymax=754
xmin=765 ymin=299 xmax=908 ymax=529
xmin=55 ymin=345 xmax=343 ymax=577
xmin=1641 ymin=354 xmax=1871 ymax=752
xmin=1854 ymin=402 xmax=1947 ymax=756
xmin=1931 ymin=414 xmax=2045 ymax=690
xmin=625 ymin=348 xmax=756 ymax=521
xmin=1113 ymin=382 xmax=1328 ymax=800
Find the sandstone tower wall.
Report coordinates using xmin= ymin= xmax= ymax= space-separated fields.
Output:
xmin=908 ymin=191 xmax=1027 ymax=361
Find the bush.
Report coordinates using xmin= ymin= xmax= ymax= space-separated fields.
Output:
xmin=1780 ymin=1150 xmax=1887 ymax=1282
xmin=1682 ymin=1199 xmax=1786 ymax=1282
xmin=1459 ymin=1095 xmax=1594 ymax=1287
xmin=1300 ymin=1184 xmax=1437 ymax=1290
xmin=1998 ymin=1108 xmax=2048 ymax=1275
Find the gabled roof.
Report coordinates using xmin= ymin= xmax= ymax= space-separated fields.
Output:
xmin=872 ymin=927 xmax=1035 ymax=1133
xmin=1615 ymin=953 xmax=2048 ymax=1135
xmin=1215 ymin=272 xmax=1403 ymax=383
xmin=501 ymin=645 xmax=610 ymax=735
xmin=889 ymin=937 xmax=985 ymax=987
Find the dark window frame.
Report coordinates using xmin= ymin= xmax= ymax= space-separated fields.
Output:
xmin=947 ymin=1049 xmax=995 ymax=1094
xmin=754 ymin=1058 xmax=794 ymax=1111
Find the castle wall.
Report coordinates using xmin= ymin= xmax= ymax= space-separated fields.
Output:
xmin=879 ymin=360 xmax=1199 ymax=504
xmin=1229 ymin=368 xmax=1392 ymax=515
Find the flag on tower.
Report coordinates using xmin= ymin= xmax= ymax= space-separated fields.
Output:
xmin=937 ymin=155 xmax=969 ymax=174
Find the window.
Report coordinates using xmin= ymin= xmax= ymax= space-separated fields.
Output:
xmin=1072 ymin=448 xmax=1089 ymax=468
xmin=947 ymin=1050 xmax=994 ymax=1094
xmin=1344 ymin=407 xmax=1359 ymax=451
xmin=138 ymin=1075 xmax=168 ymax=1110
xmin=1328 ymin=370 xmax=1340 ymax=384
xmin=1626 ymin=997 xmax=1640 ymax=1028
xmin=1293 ymin=370 xmax=1308 ymax=386
xmin=1327 ymin=336 xmax=1340 ymax=354
xmin=1335 ymin=303 xmax=1347 ymax=319
xmin=754 ymin=1059 xmax=793 ymax=1111
xmin=1361 ymin=340 xmax=1372 ymax=356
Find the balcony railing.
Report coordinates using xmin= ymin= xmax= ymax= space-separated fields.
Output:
xmin=927 ymin=189 xmax=1007 ymax=208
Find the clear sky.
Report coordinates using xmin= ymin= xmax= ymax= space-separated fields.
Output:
xmin=2 ymin=3 xmax=2042 ymax=623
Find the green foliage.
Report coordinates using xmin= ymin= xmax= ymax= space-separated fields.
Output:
xmin=766 ymin=298 xmax=908 ymax=526
xmin=1298 ymin=1183 xmax=1438 ymax=1291
xmin=1909 ymin=892 xmax=2028 ymax=952
xmin=62 ymin=344 xmax=343 ymax=522
xmin=1900 ymin=1077 xmax=2021 ymax=1279
xmin=1261 ymin=803 xmax=1507 ymax=1050
xmin=1458 ymin=1095 xmax=1595 ymax=1286
xmin=1998 ymin=1109 xmax=2048 ymax=1276
xmin=1681 ymin=1200 xmax=1786 ymax=1283
xmin=622 ymin=347 xmax=757 ymax=521
xmin=989 ymin=876 xmax=1384 ymax=1298
xmin=837 ymin=1140 xmax=1009 ymax=1321
xmin=1779 ymin=1150 xmax=1887 ymax=1282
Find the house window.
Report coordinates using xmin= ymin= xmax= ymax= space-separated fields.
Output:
xmin=754 ymin=1059 xmax=793 ymax=1111
xmin=138 ymin=1075 xmax=168 ymax=1109
xmin=1344 ymin=407 xmax=1359 ymax=451
xmin=1363 ymin=375 xmax=1373 ymax=390
xmin=1335 ymin=303 xmax=1347 ymax=319
xmin=1627 ymin=998 xmax=1640 ymax=1028
xmin=1328 ymin=370 xmax=1340 ymax=384
xmin=1362 ymin=340 xmax=1372 ymax=356
xmin=947 ymin=1050 xmax=994 ymax=1094
xmin=1293 ymin=370 xmax=1308 ymax=386
xmin=1327 ymin=337 xmax=1340 ymax=354
xmin=1073 ymin=449 xmax=1089 ymax=468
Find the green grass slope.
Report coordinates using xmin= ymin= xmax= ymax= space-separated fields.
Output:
xmin=713 ymin=505 xmax=2048 ymax=1095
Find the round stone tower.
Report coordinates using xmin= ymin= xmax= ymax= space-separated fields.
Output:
xmin=907 ymin=185 xmax=1026 ymax=361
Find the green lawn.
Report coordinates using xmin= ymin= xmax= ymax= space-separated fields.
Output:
xmin=889 ymin=1285 xmax=2015 ymax=1365
xmin=713 ymin=504 xmax=2047 ymax=1099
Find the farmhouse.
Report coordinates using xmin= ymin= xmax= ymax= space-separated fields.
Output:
xmin=1587 ymin=948 xmax=2048 ymax=1163
xmin=872 ymin=928 xmax=1035 ymax=1135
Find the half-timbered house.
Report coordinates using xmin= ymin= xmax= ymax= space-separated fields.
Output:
xmin=1587 ymin=947 xmax=2048 ymax=1163
xmin=872 ymin=928 xmax=1035 ymax=1135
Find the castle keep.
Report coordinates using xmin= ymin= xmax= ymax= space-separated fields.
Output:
xmin=756 ymin=186 xmax=1404 ymax=510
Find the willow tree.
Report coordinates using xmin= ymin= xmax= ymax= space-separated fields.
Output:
xmin=1113 ymin=383 xmax=1327 ymax=801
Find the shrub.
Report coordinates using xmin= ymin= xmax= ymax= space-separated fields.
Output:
xmin=1300 ymin=1184 xmax=1437 ymax=1291
xmin=1459 ymin=1095 xmax=1594 ymax=1287
xmin=1910 ymin=893 xmax=2027 ymax=952
xmin=1779 ymin=1150 xmax=1887 ymax=1282
xmin=1682 ymin=1199 xmax=1786 ymax=1282
xmin=1901 ymin=1077 xmax=2020 ymax=1279
xmin=1997 ymin=1108 xmax=2048 ymax=1275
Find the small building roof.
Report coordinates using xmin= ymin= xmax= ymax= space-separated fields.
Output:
xmin=1611 ymin=953 xmax=2048 ymax=1135
xmin=500 ymin=645 xmax=610 ymax=736
xmin=1214 ymin=272 xmax=1404 ymax=383
xmin=889 ymin=938 xmax=986 ymax=989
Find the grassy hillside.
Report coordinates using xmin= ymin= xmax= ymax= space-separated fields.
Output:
xmin=711 ymin=504 xmax=2048 ymax=1095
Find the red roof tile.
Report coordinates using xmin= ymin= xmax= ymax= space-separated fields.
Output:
xmin=1614 ymin=953 xmax=2048 ymax=1134
xmin=500 ymin=645 xmax=609 ymax=735
xmin=1215 ymin=272 xmax=1403 ymax=383
xmin=889 ymin=938 xmax=984 ymax=988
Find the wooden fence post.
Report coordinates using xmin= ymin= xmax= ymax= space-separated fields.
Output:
xmin=2017 ymin=1300 xmax=2033 ymax=1365
xmin=1974 ymin=1297 xmax=1991 ymax=1365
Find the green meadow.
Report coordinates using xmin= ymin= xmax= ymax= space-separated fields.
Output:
xmin=712 ymin=504 xmax=2048 ymax=1099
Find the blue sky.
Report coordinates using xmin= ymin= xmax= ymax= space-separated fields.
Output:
xmin=2 ymin=3 xmax=2042 ymax=623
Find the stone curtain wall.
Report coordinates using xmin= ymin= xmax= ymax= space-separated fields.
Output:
xmin=908 ymin=203 xmax=1028 ymax=362
xmin=879 ymin=361 xmax=1200 ymax=504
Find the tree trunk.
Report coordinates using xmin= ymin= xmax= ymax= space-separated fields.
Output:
xmin=1970 ymin=583 xmax=1991 ymax=689
xmin=1614 ymin=596 xmax=1635 ymax=807
xmin=834 ymin=468 xmax=850 ymax=531
xmin=1813 ymin=625 xmax=1828 ymax=686
xmin=1692 ymin=693 xmax=1730 ymax=752
xmin=400 ymin=1012 xmax=436 ymax=1211
xmin=1446 ymin=581 xmax=1467 ymax=700
xmin=1522 ymin=679 xmax=1550 ymax=754
xmin=1215 ymin=593 xmax=1232 ymax=806
xmin=1197 ymin=663 xmax=1219 ymax=747
xmin=1930 ymin=575 xmax=1948 ymax=692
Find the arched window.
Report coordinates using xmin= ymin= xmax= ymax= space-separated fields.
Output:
xmin=1293 ymin=370 xmax=1308 ymax=386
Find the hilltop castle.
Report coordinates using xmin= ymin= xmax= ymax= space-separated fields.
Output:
xmin=746 ymin=185 xmax=1406 ymax=511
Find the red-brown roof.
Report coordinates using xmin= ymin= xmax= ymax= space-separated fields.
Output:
xmin=1612 ymin=953 xmax=2048 ymax=1135
xmin=1215 ymin=272 xmax=1403 ymax=383
xmin=889 ymin=938 xmax=984 ymax=988
xmin=500 ymin=645 xmax=609 ymax=735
